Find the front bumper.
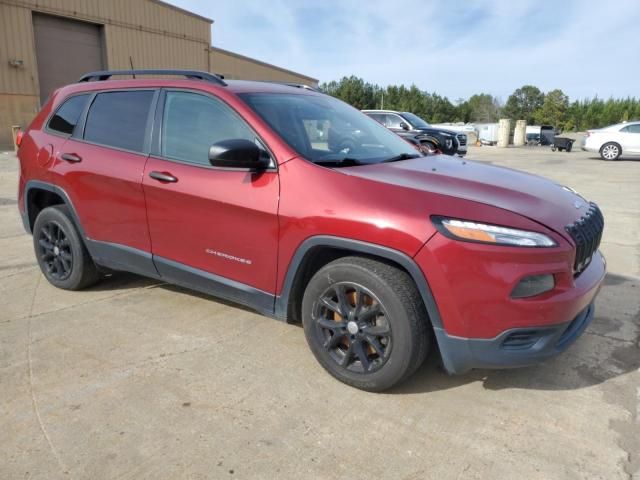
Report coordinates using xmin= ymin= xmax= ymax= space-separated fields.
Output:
xmin=434 ymin=302 xmax=595 ymax=374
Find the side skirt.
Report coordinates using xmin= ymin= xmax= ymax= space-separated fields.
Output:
xmin=154 ymin=256 xmax=275 ymax=317
xmin=86 ymin=239 xmax=275 ymax=317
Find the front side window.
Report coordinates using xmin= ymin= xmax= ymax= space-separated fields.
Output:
xmin=161 ymin=91 xmax=256 ymax=166
xmin=239 ymin=93 xmax=420 ymax=166
xmin=84 ymin=90 xmax=154 ymax=153
xmin=48 ymin=94 xmax=90 ymax=135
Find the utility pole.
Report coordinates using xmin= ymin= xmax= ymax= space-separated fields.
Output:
xmin=381 ymin=92 xmax=384 ymax=110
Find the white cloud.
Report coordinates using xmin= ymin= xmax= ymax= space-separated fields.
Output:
xmin=170 ymin=0 xmax=640 ymax=100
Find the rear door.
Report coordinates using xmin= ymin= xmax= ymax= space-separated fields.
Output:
xmin=142 ymin=89 xmax=279 ymax=299
xmin=50 ymin=89 xmax=157 ymax=267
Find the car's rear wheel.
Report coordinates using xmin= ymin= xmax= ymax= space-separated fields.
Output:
xmin=33 ymin=205 xmax=100 ymax=290
xmin=302 ymin=256 xmax=429 ymax=391
xmin=600 ymin=142 xmax=621 ymax=160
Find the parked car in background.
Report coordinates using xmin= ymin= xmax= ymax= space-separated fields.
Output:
xmin=363 ymin=110 xmax=466 ymax=156
xmin=582 ymin=121 xmax=640 ymax=160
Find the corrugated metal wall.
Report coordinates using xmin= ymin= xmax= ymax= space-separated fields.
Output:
xmin=106 ymin=24 xmax=208 ymax=72
xmin=210 ymin=47 xmax=318 ymax=86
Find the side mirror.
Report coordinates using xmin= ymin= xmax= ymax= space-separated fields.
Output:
xmin=399 ymin=122 xmax=410 ymax=131
xmin=208 ymin=139 xmax=271 ymax=170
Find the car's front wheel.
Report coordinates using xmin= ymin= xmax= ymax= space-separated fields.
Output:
xmin=600 ymin=142 xmax=621 ymax=160
xmin=302 ymin=256 xmax=429 ymax=391
xmin=33 ymin=205 xmax=100 ymax=290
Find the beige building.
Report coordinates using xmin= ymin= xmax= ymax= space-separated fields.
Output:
xmin=0 ymin=0 xmax=318 ymax=149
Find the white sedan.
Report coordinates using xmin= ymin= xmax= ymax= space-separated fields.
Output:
xmin=582 ymin=121 xmax=640 ymax=160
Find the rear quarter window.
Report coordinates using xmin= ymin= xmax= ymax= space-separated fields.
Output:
xmin=47 ymin=94 xmax=90 ymax=135
xmin=84 ymin=90 xmax=155 ymax=153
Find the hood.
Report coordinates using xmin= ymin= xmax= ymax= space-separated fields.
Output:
xmin=415 ymin=127 xmax=457 ymax=136
xmin=342 ymin=156 xmax=589 ymax=239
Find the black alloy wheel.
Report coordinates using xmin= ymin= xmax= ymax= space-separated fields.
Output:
xmin=302 ymin=256 xmax=430 ymax=391
xmin=37 ymin=221 xmax=73 ymax=281
xmin=310 ymin=282 xmax=392 ymax=374
xmin=32 ymin=205 xmax=100 ymax=290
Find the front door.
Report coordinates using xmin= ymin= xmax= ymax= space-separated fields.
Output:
xmin=143 ymin=90 xmax=280 ymax=304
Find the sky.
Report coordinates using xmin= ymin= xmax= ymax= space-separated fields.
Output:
xmin=168 ymin=0 xmax=640 ymax=102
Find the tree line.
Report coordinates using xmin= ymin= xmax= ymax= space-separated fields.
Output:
xmin=319 ymin=76 xmax=640 ymax=131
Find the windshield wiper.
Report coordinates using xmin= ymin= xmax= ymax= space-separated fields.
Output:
xmin=313 ymin=157 xmax=363 ymax=166
xmin=380 ymin=153 xmax=422 ymax=163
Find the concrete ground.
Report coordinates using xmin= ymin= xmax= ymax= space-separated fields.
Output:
xmin=1 ymin=147 xmax=638 ymax=479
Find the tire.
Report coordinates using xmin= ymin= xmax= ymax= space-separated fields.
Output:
xmin=420 ymin=141 xmax=438 ymax=155
xmin=301 ymin=256 xmax=430 ymax=391
xmin=33 ymin=205 xmax=100 ymax=290
xmin=600 ymin=142 xmax=621 ymax=161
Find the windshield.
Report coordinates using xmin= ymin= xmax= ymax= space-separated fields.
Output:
xmin=239 ymin=93 xmax=421 ymax=165
xmin=402 ymin=112 xmax=431 ymax=129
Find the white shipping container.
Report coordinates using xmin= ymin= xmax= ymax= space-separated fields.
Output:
xmin=477 ymin=123 xmax=499 ymax=144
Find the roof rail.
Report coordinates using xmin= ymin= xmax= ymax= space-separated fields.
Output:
xmin=77 ymin=69 xmax=227 ymax=86
xmin=280 ymin=82 xmax=319 ymax=92
xmin=259 ymin=81 xmax=319 ymax=92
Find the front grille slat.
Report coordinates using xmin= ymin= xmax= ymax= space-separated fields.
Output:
xmin=565 ymin=203 xmax=604 ymax=275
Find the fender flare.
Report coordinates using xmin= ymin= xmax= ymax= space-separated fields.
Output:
xmin=274 ymin=235 xmax=443 ymax=329
xmin=23 ymin=180 xmax=86 ymax=237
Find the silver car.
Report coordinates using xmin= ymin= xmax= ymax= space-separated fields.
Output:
xmin=582 ymin=121 xmax=640 ymax=160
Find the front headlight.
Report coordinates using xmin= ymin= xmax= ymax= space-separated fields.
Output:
xmin=432 ymin=217 xmax=557 ymax=247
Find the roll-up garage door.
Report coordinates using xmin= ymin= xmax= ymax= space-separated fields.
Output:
xmin=33 ymin=13 xmax=104 ymax=104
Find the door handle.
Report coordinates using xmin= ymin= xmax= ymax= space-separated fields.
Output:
xmin=60 ymin=153 xmax=82 ymax=163
xmin=149 ymin=171 xmax=178 ymax=183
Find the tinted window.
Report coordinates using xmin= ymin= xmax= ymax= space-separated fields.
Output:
xmin=161 ymin=91 xmax=256 ymax=165
xmin=84 ymin=91 xmax=154 ymax=152
xmin=48 ymin=94 xmax=90 ymax=135
xmin=622 ymin=124 xmax=640 ymax=133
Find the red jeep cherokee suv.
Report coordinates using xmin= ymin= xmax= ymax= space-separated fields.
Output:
xmin=17 ymin=70 xmax=605 ymax=391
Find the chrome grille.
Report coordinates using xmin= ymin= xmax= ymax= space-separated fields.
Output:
xmin=565 ymin=202 xmax=604 ymax=275
xmin=456 ymin=134 xmax=467 ymax=146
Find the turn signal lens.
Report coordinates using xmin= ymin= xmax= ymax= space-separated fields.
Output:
xmin=433 ymin=217 xmax=557 ymax=247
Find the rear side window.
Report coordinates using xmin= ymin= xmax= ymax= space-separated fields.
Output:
xmin=48 ymin=94 xmax=90 ymax=135
xmin=84 ymin=91 xmax=154 ymax=152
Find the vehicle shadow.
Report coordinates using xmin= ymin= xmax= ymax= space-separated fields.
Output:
xmin=84 ymin=271 xmax=160 ymax=292
xmin=86 ymin=271 xmax=260 ymax=313
xmin=89 ymin=271 xmax=639 ymax=394
xmin=586 ymin=155 xmax=640 ymax=162
xmin=391 ymin=273 xmax=640 ymax=394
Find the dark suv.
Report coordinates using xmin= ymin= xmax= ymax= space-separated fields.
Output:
xmin=17 ymin=70 xmax=605 ymax=391
xmin=363 ymin=109 xmax=467 ymax=156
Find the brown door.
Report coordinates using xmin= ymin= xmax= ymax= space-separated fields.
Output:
xmin=33 ymin=13 xmax=104 ymax=105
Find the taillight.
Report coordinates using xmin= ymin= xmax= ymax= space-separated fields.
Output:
xmin=15 ymin=129 xmax=24 ymax=148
